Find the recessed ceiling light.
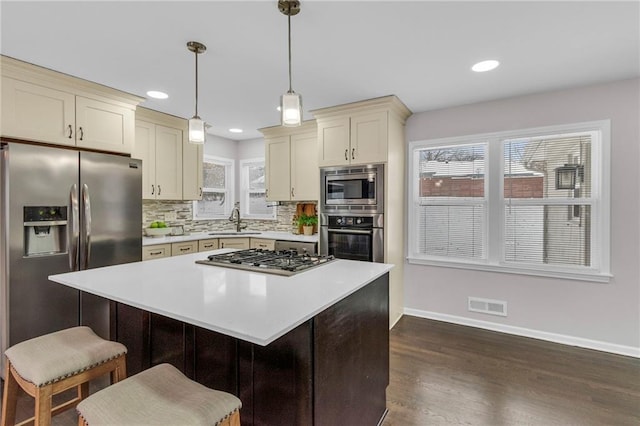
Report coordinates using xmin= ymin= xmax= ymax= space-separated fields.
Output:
xmin=472 ymin=60 xmax=500 ymax=72
xmin=229 ymin=128 xmax=243 ymax=133
xmin=146 ymin=90 xmax=169 ymax=99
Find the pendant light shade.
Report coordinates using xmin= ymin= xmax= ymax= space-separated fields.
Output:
xmin=281 ymin=91 xmax=302 ymax=127
xmin=187 ymin=41 xmax=207 ymax=144
xmin=279 ymin=0 xmax=302 ymax=127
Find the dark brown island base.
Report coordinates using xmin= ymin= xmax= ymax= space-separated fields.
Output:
xmin=109 ymin=273 xmax=389 ymax=426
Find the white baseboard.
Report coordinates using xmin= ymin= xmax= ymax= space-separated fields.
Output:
xmin=403 ymin=308 xmax=640 ymax=358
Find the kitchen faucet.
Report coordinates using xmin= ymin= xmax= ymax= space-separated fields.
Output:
xmin=229 ymin=202 xmax=247 ymax=232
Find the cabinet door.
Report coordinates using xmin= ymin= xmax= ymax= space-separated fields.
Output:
xmin=183 ymin=138 xmax=203 ymax=200
xmin=198 ymin=239 xmax=219 ymax=252
xmin=1 ymin=77 xmax=76 ymax=146
xmin=290 ymin=131 xmax=319 ymax=201
xmin=265 ymin=136 xmax=291 ymax=201
xmin=350 ymin=111 xmax=388 ymax=165
xmin=134 ymin=120 xmax=157 ymax=199
xmin=142 ymin=244 xmax=171 ymax=260
xmin=171 ymin=241 xmax=197 ymax=256
xmin=317 ymin=117 xmax=350 ymax=167
xmin=219 ymin=238 xmax=250 ymax=250
xmin=75 ymin=96 xmax=135 ymax=154
xmin=250 ymin=238 xmax=275 ymax=251
xmin=155 ymin=125 xmax=183 ymax=200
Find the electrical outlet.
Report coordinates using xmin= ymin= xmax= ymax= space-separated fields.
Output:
xmin=164 ymin=212 xmax=177 ymax=221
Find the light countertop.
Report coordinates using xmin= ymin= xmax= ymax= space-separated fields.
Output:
xmin=49 ymin=249 xmax=392 ymax=346
xmin=143 ymin=231 xmax=318 ymax=246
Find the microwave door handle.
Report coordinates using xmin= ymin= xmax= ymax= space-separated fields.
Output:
xmin=68 ymin=184 xmax=79 ymax=270
xmin=81 ymin=184 xmax=92 ymax=270
xmin=328 ymin=228 xmax=372 ymax=235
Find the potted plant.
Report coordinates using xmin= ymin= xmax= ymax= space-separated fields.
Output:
xmin=297 ymin=213 xmax=318 ymax=236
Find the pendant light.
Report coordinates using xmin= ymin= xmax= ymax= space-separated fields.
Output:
xmin=187 ymin=41 xmax=207 ymax=144
xmin=278 ymin=0 xmax=302 ymax=127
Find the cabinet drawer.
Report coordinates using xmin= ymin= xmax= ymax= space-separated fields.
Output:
xmin=198 ymin=239 xmax=219 ymax=252
xmin=142 ymin=244 xmax=172 ymax=260
xmin=219 ymin=238 xmax=250 ymax=250
xmin=250 ymin=238 xmax=275 ymax=251
xmin=171 ymin=241 xmax=198 ymax=256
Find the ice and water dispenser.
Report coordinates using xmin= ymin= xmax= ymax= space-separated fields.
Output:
xmin=23 ymin=206 xmax=68 ymax=256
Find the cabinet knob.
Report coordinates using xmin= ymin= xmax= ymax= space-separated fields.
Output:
xmin=151 ymin=185 xmax=155 ymax=195
xmin=158 ymin=185 xmax=161 ymax=196
xmin=352 ymin=148 xmax=355 ymax=160
xmin=291 ymin=187 xmax=295 ymax=198
xmin=344 ymin=149 xmax=348 ymax=161
xmin=78 ymin=127 xmax=84 ymax=141
xmin=67 ymin=125 xmax=73 ymax=139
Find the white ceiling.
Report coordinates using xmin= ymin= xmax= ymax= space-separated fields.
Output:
xmin=1 ymin=1 xmax=638 ymax=141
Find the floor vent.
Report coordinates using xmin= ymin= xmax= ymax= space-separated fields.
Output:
xmin=468 ymin=297 xmax=507 ymax=317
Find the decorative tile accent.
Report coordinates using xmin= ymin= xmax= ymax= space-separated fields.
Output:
xmin=143 ymin=200 xmax=315 ymax=235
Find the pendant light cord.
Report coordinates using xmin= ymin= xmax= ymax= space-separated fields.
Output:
xmin=194 ymin=49 xmax=199 ymax=117
xmin=288 ymin=3 xmax=293 ymax=93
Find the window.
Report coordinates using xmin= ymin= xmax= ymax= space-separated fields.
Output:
xmin=408 ymin=120 xmax=610 ymax=282
xmin=193 ymin=156 xmax=234 ymax=220
xmin=239 ymin=158 xmax=276 ymax=220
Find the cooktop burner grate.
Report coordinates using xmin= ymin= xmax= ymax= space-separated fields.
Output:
xmin=195 ymin=249 xmax=335 ymax=276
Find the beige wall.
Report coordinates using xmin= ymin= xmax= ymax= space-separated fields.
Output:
xmin=404 ymin=78 xmax=640 ymax=354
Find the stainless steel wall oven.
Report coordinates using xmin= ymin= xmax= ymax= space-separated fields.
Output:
xmin=320 ymin=164 xmax=384 ymax=263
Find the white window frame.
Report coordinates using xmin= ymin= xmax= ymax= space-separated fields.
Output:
xmin=239 ymin=158 xmax=276 ymax=220
xmin=407 ymin=120 xmax=611 ymax=283
xmin=193 ymin=155 xmax=234 ymax=220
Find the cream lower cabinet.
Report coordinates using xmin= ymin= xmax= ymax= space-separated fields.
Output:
xmin=219 ymin=238 xmax=250 ymax=250
xmin=198 ymin=239 xmax=219 ymax=252
xmin=1 ymin=57 xmax=140 ymax=154
xmin=142 ymin=244 xmax=172 ymax=261
xmin=250 ymin=238 xmax=275 ymax=251
xmin=171 ymin=241 xmax=198 ymax=256
xmin=134 ymin=108 xmax=184 ymax=200
xmin=261 ymin=120 xmax=319 ymax=202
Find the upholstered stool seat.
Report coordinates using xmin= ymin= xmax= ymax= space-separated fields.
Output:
xmin=1 ymin=326 xmax=127 ymax=426
xmin=77 ymin=363 xmax=242 ymax=426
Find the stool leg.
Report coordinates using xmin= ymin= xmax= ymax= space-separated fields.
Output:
xmin=1 ymin=361 xmax=19 ymax=426
xmin=111 ymin=354 xmax=127 ymax=384
xmin=34 ymin=384 xmax=53 ymax=426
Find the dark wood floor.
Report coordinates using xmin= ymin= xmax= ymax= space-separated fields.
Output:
xmin=2 ymin=315 xmax=639 ymax=425
xmin=383 ymin=316 xmax=640 ymax=426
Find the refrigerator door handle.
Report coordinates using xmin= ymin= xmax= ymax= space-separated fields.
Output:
xmin=69 ymin=184 xmax=79 ymax=270
xmin=81 ymin=184 xmax=92 ymax=270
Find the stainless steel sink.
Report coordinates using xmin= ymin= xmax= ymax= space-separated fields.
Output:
xmin=208 ymin=232 xmax=262 ymax=236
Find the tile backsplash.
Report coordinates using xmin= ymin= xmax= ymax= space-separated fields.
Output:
xmin=143 ymin=200 xmax=315 ymax=235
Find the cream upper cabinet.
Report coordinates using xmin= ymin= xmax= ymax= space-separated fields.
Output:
xmin=260 ymin=120 xmax=319 ymax=202
xmin=265 ymin=136 xmax=291 ymax=201
xmin=1 ymin=56 xmax=141 ymax=154
xmin=133 ymin=108 xmax=184 ymax=200
xmin=74 ymin=96 xmax=134 ymax=154
xmin=316 ymin=111 xmax=388 ymax=167
xmin=182 ymin=138 xmax=203 ymax=200
xmin=312 ymin=97 xmax=412 ymax=167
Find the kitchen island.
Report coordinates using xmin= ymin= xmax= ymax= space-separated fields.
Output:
xmin=49 ymin=249 xmax=392 ymax=426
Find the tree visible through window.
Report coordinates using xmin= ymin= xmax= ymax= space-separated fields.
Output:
xmin=240 ymin=159 xmax=275 ymax=220
xmin=408 ymin=120 xmax=610 ymax=282
xmin=193 ymin=156 xmax=234 ymax=220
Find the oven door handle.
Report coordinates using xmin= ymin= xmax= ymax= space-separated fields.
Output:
xmin=327 ymin=228 xmax=373 ymax=235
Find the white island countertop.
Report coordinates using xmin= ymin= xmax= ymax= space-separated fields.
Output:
xmin=49 ymin=250 xmax=392 ymax=346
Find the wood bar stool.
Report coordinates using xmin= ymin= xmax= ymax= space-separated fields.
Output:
xmin=1 ymin=326 xmax=127 ymax=426
xmin=77 ymin=363 xmax=242 ymax=426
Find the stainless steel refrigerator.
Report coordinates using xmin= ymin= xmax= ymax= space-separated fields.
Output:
xmin=0 ymin=142 xmax=142 ymax=377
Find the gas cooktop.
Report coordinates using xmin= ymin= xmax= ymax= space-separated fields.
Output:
xmin=195 ymin=249 xmax=335 ymax=276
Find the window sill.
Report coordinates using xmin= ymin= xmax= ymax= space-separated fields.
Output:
xmin=406 ymin=256 xmax=612 ymax=283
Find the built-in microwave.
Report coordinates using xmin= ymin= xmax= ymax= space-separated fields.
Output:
xmin=320 ymin=164 xmax=383 ymax=214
